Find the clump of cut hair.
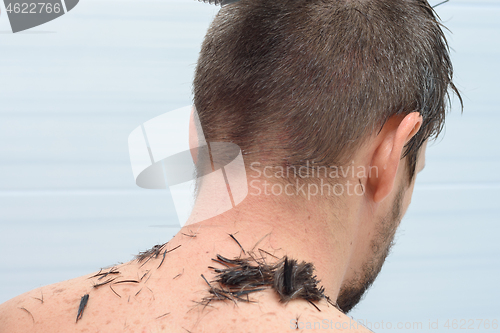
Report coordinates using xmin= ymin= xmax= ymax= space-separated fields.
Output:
xmin=135 ymin=243 xmax=167 ymax=263
xmin=201 ymin=254 xmax=336 ymax=311
xmin=135 ymin=243 xmax=181 ymax=269
xmin=194 ymin=0 xmax=462 ymax=181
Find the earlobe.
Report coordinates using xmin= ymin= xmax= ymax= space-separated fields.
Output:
xmin=369 ymin=112 xmax=423 ymax=203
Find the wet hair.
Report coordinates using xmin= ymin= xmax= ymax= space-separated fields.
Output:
xmin=201 ymin=254 xmax=336 ymax=311
xmin=194 ymin=0 xmax=462 ymax=182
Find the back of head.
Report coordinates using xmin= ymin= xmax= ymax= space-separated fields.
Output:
xmin=194 ymin=0 xmax=460 ymax=181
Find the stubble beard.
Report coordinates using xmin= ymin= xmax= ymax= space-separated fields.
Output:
xmin=335 ymin=186 xmax=406 ymax=313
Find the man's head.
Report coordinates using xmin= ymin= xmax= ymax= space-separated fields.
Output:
xmin=193 ymin=0 xmax=460 ymax=313
xmin=194 ymin=0 xmax=460 ymax=182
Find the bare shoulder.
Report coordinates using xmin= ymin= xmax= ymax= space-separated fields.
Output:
xmin=0 ymin=259 xmax=372 ymax=333
xmin=0 ymin=260 xmax=191 ymax=333
xmin=0 ymin=272 xmax=95 ymax=333
xmin=285 ymin=306 xmax=373 ymax=333
xmin=183 ymin=292 xmax=373 ymax=333
xmin=0 ymin=261 xmax=162 ymax=333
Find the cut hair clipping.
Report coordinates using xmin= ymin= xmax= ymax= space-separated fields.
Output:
xmin=198 ymin=0 xmax=241 ymax=6
xmin=432 ymin=0 xmax=449 ymax=8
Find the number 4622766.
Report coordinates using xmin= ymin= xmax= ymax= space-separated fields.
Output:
xmin=444 ymin=319 xmax=498 ymax=330
xmin=6 ymin=3 xmax=62 ymax=14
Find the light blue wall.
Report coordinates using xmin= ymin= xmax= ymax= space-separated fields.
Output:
xmin=0 ymin=0 xmax=498 ymax=331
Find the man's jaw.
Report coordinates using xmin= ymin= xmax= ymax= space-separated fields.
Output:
xmin=336 ymin=186 xmax=405 ymax=313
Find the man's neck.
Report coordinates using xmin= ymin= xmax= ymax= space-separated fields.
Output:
xmin=182 ymin=186 xmax=361 ymax=302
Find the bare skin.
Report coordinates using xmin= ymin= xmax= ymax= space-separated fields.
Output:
xmin=0 ymin=113 xmax=425 ymax=333
xmin=0 ymin=230 xmax=370 ymax=333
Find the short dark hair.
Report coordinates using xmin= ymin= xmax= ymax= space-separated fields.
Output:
xmin=194 ymin=0 xmax=462 ymax=182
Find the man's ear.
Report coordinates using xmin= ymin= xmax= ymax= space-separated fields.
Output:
xmin=369 ymin=112 xmax=423 ymax=203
